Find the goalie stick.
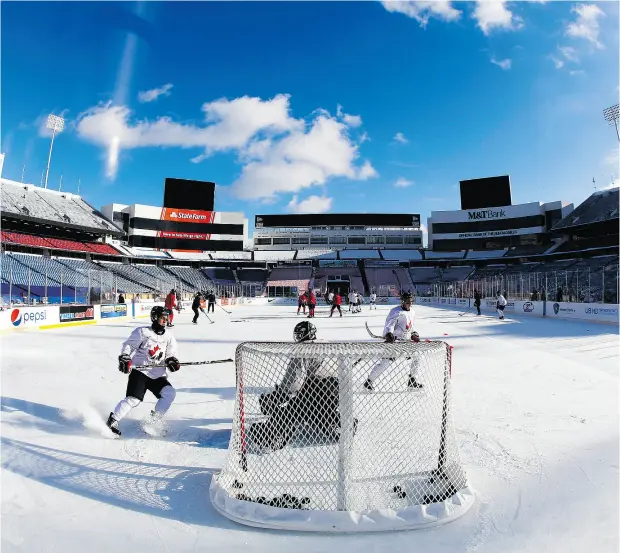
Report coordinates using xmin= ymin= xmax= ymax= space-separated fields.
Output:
xmin=133 ymin=358 xmax=233 ymax=369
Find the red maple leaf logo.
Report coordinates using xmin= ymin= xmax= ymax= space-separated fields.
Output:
xmin=148 ymin=344 xmax=160 ymax=357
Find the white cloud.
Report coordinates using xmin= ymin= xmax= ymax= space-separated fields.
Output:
xmin=569 ymin=69 xmax=586 ymax=76
xmin=343 ymin=113 xmax=363 ymax=128
xmin=558 ymin=45 xmax=580 ymax=63
xmin=472 ymin=0 xmax=523 ymax=35
xmin=549 ymin=56 xmax=564 ymax=69
xmin=138 ymin=83 xmax=174 ymax=103
xmin=287 ymin=194 xmax=333 ymax=214
xmin=393 ymin=132 xmax=409 ymax=144
xmin=357 ymin=160 xmax=378 ymax=180
xmin=490 ymin=57 xmax=512 ymax=70
xmin=566 ymin=4 xmax=605 ymax=49
xmin=380 ymin=0 xmax=462 ymax=27
xmin=359 ymin=131 xmax=370 ymax=144
xmin=394 ymin=177 xmax=414 ymax=188
xmin=77 ymin=94 xmax=375 ymax=198
xmin=337 ymin=104 xmax=363 ymax=128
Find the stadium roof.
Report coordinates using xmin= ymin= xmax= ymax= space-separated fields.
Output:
xmin=1 ymin=179 xmax=123 ymax=237
xmin=551 ymin=188 xmax=619 ymax=234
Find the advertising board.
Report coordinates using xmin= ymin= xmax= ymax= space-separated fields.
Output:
xmin=101 ymin=304 xmax=128 ymax=319
xmin=59 ymin=305 xmax=95 ymax=323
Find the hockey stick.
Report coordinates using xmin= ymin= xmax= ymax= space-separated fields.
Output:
xmin=458 ymin=305 xmax=475 ymax=317
xmin=133 ymin=358 xmax=233 ymax=369
xmin=217 ymin=302 xmax=232 ymax=315
xmin=201 ymin=308 xmax=214 ymax=324
xmin=365 ymin=321 xmax=383 ymax=339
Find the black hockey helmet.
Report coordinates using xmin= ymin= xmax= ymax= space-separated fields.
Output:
xmin=150 ymin=305 xmax=170 ymax=324
xmin=293 ymin=321 xmax=317 ymax=343
xmin=401 ymin=291 xmax=413 ymax=304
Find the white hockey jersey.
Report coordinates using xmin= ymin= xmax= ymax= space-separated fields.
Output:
xmin=120 ymin=326 xmax=179 ymax=379
xmin=328 ymin=292 xmax=334 ymax=302
xmin=370 ymin=293 xmax=377 ymax=302
xmin=348 ymin=292 xmax=356 ymax=304
xmin=497 ymin=295 xmax=507 ymax=307
xmin=383 ymin=305 xmax=416 ymax=340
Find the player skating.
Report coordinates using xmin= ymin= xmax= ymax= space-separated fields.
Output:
xmin=496 ymin=292 xmax=507 ymax=320
xmin=348 ymin=290 xmax=356 ymax=312
xmin=164 ymin=289 xmax=176 ymax=327
xmin=369 ymin=291 xmax=377 ymax=310
xmin=249 ymin=321 xmax=353 ymax=450
xmin=207 ymin=290 xmax=216 ymax=313
xmin=328 ymin=290 xmax=334 ymax=305
xmin=363 ymin=292 xmax=422 ymax=391
xmin=307 ymin=289 xmax=316 ymax=318
xmin=329 ymin=293 xmax=343 ymax=317
xmin=106 ymin=306 xmax=180 ymax=436
xmin=474 ymin=289 xmax=482 ymax=316
xmin=192 ymin=292 xmax=204 ymax=324
xmin=297 ymin=292 xmax=307 ymax=315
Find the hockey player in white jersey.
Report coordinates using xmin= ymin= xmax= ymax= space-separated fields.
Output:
xmin=106 ymin=306 xmax=180 ymax=436
xmin=363 ymin=291 xmax=422 ymax=391
xmin=369 ymin=291 xmax=377 ymax=310
xmin=250 ymin=321 xmax=348 ymax=450
xmin=348 ymin=290 xmax=357 ymax=312
xmin=496 ymin=292 xmax=507 ymax=320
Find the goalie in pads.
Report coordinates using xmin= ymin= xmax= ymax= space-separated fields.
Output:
xmin=363 ymin=291 xmax=423 ymax=391
xmin=248 ymin=321 xmax=348 ymax=451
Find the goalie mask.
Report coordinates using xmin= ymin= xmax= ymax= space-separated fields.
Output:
xmin=293 ymin=321 xmax=317 ymax=343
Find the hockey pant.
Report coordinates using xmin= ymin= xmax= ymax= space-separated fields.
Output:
xmin=112 ymin=371 xmax=176 ymax=422
xmin=497 ymin=305 xmax=505 ymax=319
xmin=308 ymin=303 xmax=315 ymax=317
xmin=168 ymin=310 xmax=174 ymax=324
xmin=370 ymin=301 xmax=376 ymax=310
xmin=475 ymin=301 xmax=481 ymax=315
xmin=192 ymin=307 xmax=200 ymax=323
xmin=368 ymin=355 xmax=420 ymax=383
xmin=208 ymin=302 xmax=215 ymax=313
xmin=297 ymin=302 xmax=306 ymax=314
xmin=254 ymin=377 xmax=340 ymax=447
xmin=330 ymin=305 xmax=342 ymax=316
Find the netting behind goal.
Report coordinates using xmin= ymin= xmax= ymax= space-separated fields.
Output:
xmin=210 ymin=340 xmax=474 ymax=532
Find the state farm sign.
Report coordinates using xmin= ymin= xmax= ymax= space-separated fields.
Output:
xmin=160 ymin=208 xmax=215 ymax=223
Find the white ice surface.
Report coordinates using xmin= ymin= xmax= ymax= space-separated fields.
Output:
xmin=1 ymin=304 xmax=618 ymax=552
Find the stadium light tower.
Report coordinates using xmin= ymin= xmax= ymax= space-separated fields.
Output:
xmin=44 ymin=114 xmax=65 ymax=189
xmin=603 ymin=104 xmax=619 ymax=142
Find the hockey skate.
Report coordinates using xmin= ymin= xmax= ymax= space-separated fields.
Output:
xmin=141 ymin=410 xmax=168 ymax=437
xmin=407 ymin=375 xmax=423 ymax=389
xmin=106 ymin=413 xmax=121 ymax=436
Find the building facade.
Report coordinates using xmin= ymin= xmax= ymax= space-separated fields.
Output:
xmin=428 ymin=201 xmax=573 ymax=251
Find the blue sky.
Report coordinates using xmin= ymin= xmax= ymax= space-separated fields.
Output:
xmin=2 ymin=1 xmax=618 ymax=243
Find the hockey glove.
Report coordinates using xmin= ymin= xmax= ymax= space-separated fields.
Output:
xmin=411 ymin=331 xmax=420 ymax=343
xmin=118 ymin=354 xmax=132 ymax=374
xmin=384 ymin=332 xmax=396 ymax=343
xmin=165 ymin=356 xmax=181 ymax=372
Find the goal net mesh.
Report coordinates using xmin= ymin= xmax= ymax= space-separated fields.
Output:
xmin=214 ymin=340 xmax=468 ymax=516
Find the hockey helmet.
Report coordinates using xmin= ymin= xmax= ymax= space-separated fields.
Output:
xmin=400 ymin=291 xmax=414 ymax=304
xmin=293 ymin=321 xmax=317 ymax=343
xmin=150 ymin=305 xmax=170 ymax=324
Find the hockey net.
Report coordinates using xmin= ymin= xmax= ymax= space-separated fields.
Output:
xmin=211 ymin=340 xmax=474 ymax=531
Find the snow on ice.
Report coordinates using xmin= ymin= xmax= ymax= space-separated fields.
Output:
xmin=1 ymin=303 xmax=618 ymax=552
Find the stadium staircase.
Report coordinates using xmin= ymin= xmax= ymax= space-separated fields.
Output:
xmin=358 ymin=260 xmax=370 ymax=296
